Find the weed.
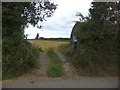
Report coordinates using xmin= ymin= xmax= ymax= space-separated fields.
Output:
xmin=46 ymin=48 xmax=63 ymax=77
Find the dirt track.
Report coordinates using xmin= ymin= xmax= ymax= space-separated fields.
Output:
xmin=2 ymin=51 xmax=118 ymax=88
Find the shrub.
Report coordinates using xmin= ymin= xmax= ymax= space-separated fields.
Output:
xmin=68 ymin=21 xmax=118 ymax=76
xmin=2 ymin=39 xmax=39 ymax=80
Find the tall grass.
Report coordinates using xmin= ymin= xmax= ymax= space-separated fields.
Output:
xmin=46 ymin=48 xmax=63 ymax=77
xmin=58 ymin=43 xmax=74 ymax=57
xmin=58 ymin=42 xmax=118 ymax=77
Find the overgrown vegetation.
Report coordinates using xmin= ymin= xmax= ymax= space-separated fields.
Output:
xmin=2 ymin=2 xmax=57 ymax=79
xmin=61 ymin=2 xmax=119 ymax=76
xmin=72 ymin=22 xmax=118 ymax=76
xmin=3 ymin=41 xmax=39 ymax=79
xmin=46 ymin=48 xmax=63 ymax=77
xmin=58 ymin=43 xmax=74 ymax=57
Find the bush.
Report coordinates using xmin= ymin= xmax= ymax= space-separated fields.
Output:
xmin=68 ymin=21 xmax=118 ymax=76
xmin=2 ymin=39 xmax=39 ymax=80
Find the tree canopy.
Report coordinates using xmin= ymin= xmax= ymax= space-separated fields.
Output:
xmin=2 ymin=1 xmax=57 ymax=37
xmin=2 ymin=1 xmax=57 ymax=79
xmin=70 ymin=2 xmax=119 ymax=76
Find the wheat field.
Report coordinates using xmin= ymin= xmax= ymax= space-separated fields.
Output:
xmin=28 ymin=39 xmax=69 ymax=51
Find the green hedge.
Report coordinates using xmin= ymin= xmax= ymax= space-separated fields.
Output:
xmin=2 ymin=39 xmax=39 ymax=80
xmin=70 ymin=21 xmax=118 ymax=76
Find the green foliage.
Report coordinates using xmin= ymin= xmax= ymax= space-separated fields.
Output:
xmin=2 ymin=2 xmax=57 ymax=79
xmin=58 ymin=43 xmax=74 ymax=57
xmin=2 ymin=40 xmax=39 ymax=79
xmin=47 ymin=64 xmax=62 ymax=77
xmin=72 ymin=21 xmax=118 ymax=76
xmin=46 ymin=48 xmax=62 ymax=77
xmin=69 ymin=2 xmax=119 ymax=76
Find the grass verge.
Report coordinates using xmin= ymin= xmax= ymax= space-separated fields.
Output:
xmin=46 ymin=48 xmax=63 ymax=77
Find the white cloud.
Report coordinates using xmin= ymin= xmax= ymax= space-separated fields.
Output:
xmin=24 ymin=0 xmax=93 ymax=39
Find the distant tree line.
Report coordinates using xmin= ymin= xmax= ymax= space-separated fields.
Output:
xmin=34 ymin=33 xmax=70 ymax=40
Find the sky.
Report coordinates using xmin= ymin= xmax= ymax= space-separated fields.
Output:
xmin=24 ymin=0 xmax=93 ymax=39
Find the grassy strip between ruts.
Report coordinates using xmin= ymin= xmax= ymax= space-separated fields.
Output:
xmin=46 ymin=48 xmax=63 ymax=77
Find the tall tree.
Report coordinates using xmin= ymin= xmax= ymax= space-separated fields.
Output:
xmin=2 ymin=2 xmax=57 ymax=38
xmin=2 ymin=1 xmax=57 ymax=79
xmin=2 ymin=1 xmax=57 ymax=56
xmin=35 ymin=33 xmax=39 ymax=39
xmin=70 ymin=2 xmax=119 ymax=75
xmin=89 ymin=2 xmax=119 ymax=25
xmin=3 ymin=1 xmax=57 ymax=46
